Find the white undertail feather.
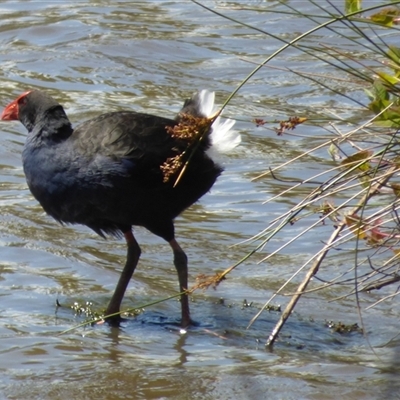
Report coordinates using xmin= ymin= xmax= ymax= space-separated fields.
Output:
xmin=197 ymin=90 xmax=215 ymax=118
xmin=192 ymin=90 xmax=241 ymax=159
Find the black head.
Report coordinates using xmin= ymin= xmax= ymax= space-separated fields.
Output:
xmin=1 ymin=90 xmax=67 ymax=133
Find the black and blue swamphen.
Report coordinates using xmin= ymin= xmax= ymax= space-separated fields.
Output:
xmin=1 ymin=89 xmax=240 ymax=327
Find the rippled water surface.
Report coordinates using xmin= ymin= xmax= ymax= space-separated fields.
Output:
xmin=0 ymin=1 xmax=399 ymax=399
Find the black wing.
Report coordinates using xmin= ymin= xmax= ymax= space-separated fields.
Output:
xmin=71 ymin=111 xmax=181 ymax=165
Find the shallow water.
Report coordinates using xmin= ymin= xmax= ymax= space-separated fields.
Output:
xmin=0 ymin=1 xmax=399 ymax=399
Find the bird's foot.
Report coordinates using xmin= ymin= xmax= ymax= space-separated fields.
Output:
xmin=102 ymin=314 xmax=125 ymax=327
xmin=102 ymin=306 xmax=126 ymax=326
xmin=181 ymin=317 xmax=199 ymax=329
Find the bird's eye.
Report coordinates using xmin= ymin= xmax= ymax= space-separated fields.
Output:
xmin=18 ymin=96 xmax=27 ymax=105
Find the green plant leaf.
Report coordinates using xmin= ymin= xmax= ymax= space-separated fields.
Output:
xmin=345 ymin=0 xmax=362 ymax=14
xmin=341 ymin=150 xmax=371 ymax=172
xmin=376 ymin=71 xmax=400 ymax=86
xmin=372 ymin=80 xmax=390 ymax=102
xmin=388 ymin=45 xmax=400 ymax=65
xmin=369 ymin=7 xmax=400 ymax=27
xmin=364 ymin=88 xmax=375 ymax=101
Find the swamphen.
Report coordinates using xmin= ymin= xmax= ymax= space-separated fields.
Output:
xmin=1 ymin=89 xmax=240 ymax=327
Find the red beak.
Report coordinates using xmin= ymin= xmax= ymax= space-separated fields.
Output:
xmin=1 ymin=91 xmax=32 ymax=121
xmin=1 ymin=100 xmax=19 ymax=121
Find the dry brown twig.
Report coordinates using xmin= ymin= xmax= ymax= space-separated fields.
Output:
xmin=266 ymin=165 xmax=398 ymax=346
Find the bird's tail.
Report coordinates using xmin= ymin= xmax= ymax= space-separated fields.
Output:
xmin=178 ymin=90 xmax=241 ymax=158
